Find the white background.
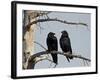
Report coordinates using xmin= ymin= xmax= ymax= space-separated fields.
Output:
xmin=0 ymin=0 xmax=99 ymax=80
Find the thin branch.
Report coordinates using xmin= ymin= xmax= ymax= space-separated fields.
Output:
xmin=34 ymin=41 xmax=47 ymax=50
xmin=85 ymin=60 xmax=89 ymax=66
xmin=34 ymin=41 xmax=52 ymax=65
xmin=83 ymin=59 xmax=86 ymax=66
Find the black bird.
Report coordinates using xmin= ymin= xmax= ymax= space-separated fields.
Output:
xmin=60 ymin=30 xmax=73 ymax=62
xmin=46 ymin=32 xmax=58 ymax=64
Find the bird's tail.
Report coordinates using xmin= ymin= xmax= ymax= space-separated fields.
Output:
xmin=69 ymin=52 xmax=73 ymax=59
xmin=51 ymin=53 xmax=58 ymax=64
xmin=66 ymin=57 xmax=70 ymax=62
xmin=65 ymin=52 xmax=73 ymax=62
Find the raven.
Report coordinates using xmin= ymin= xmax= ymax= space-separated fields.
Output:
xmin=46 ymin=32 xmax=58 ymax=64
xmin=60 ymin=30 xmax=73 ymax=62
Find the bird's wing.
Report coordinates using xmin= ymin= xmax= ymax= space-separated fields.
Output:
xmin=65 ymin=38 xmax=72 ymax=52
xmin=64 ymin=38 xmax=71 ymax=46
xmin=46 ymin=37 xmax=52 ymax=51
xmin=52 ymin=37 xmax=58 ymax=51
xmin=47 ymin=36 xmax=58 ymax=51
xmin=60 ymin=37 xmax=72 ymax=52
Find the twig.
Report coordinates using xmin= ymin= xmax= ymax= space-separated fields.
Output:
xmin=83 ymin=59 xmax=86 ymax=66
xmin=34 ymin=41 xmax=47 ymax=50
xmin=34 ymin=41 xmax=51 ymax=62
xmin=86 ymin=60 xmax=89 ymax=66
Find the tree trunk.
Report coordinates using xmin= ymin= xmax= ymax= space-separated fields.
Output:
xmin=23 ymin=10 xmax=37 ymax=69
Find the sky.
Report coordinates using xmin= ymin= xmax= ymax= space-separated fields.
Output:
xmin=24 ymin=11 xmax=91 ymax=69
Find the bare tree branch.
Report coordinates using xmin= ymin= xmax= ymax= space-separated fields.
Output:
xmin=28 ymin=18 xmax=88 ymax=26
xmin=25 ymin=18 xmax=88 ymax=31
xmin=30 ymin=51 xmax=91 ymax=62
xmin=26 ymin=51 xmax=91 ymax=69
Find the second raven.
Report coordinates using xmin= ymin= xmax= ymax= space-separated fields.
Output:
xmin=60 ymin=30 xmax=73 ymax=62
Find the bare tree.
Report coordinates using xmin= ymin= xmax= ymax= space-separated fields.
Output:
xmin=22 ymin=11 xmax=90 ymax=69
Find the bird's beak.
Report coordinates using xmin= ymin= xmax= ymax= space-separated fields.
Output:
xmin=61 ymin=31 xmax=63 ymax=33
xmin=53 ymin=33 xmax=55 ymax=35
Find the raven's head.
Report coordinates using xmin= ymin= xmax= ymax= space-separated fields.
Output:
xmin=48 ymin=32 xmax=55 ymax=37
xmin=61 ymin=30 xmax=68 ymax=37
